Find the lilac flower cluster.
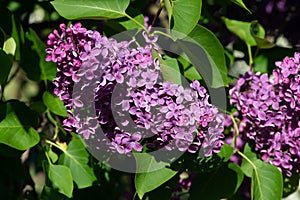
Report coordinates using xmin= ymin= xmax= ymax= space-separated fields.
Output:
xmin=229 ymin=52 xmax=300 ymax=176
xmin=46 ymin=23 xmax=102 ymax=113
xmin=46 ymin=23 xmax=224 ymax=157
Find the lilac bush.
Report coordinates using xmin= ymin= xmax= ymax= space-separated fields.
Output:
xmin=2 ymin=0 xmax=300 ymax=199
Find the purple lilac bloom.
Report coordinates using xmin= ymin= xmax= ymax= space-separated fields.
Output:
xmin=229 ymin=52 xmax=300 ymax=176
xmin=46 ymin=23 xmax=224 ymax=157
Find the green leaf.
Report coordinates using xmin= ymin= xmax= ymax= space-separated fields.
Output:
xmin=25 ymin=29 xmax=56 ymax=81
xmin=228 ymin=163 xmax=244 ymax=194
xmin=118 ymin=8 xmax=144 ymax=30
xmin=253 ymin=54 xmax=269 ymax=73
xmin=240 ymin=144 xmax=283 ymax=200
xmin=135 ymin=168 xmax=176 ymax=199
xmin=134 ymin=153 xmax=177 ymax=199
xmin=43 ymin=91 xmax=68 ymax=117
xmin=223 ymin=17 xmax=258 ymax=46
xmin=51 ymin=0 xmax=130 ymax=20
xmin=190 ymin=164 xmax=238 ymax=200
xmin=61 ymin=139 xmax=96 ymax=189
xmin=159 ymin=55 xmax=182 ymax=85
xmin=48 ymin=149 xmax=58 ymax=163
xmin=218 ymin=144 xmax=234 ymax=162
xmin=164 ymin=0 xmax=173 ymax=25
xmin=135 ymin=153 xmax=176 ymax=199
xmin=11 ymin=15 xmax=24 ymax=61
xmin=134 ymin=153 xmax=170 ymax=173
xmin=0 ymin=49 xmax=13 ymax=86
xmin=170 ymin=0 xmax=202 ymax=38
xmin=241 ymin=144 xmax=263 ymax=177
xmin=179 ymin=25 xmax=228 ymax=87
xmin=48 ymin=164 xmax=73 ymax=198
xmin=3 ymin=37 xmax=16 ymax=56
xmin=0 ymin=101 xmax=40 ymax=150
xmin=178 ymin=56 xmax=202 ymax=81
xmin=231 ymin=0 xmax=251 ymax=13
xmin=250 ymin=21 xmax=275 ymax=49
xmin=252 ymin=163 xmax=283 ymax=200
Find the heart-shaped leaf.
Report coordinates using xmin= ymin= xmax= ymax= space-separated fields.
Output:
xmin=169 ymin=0 xmax=202 ymax=38
xmin=0 ymin=101 xmax=40 ymax=150
xmin=60 ymin=139 xmax=96 ymax=189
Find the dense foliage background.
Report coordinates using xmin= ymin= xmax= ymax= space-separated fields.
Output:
xmin=0 ymin=0 xmax=299 ymax=199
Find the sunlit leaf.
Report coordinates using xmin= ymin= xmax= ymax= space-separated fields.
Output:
xmin=118 ymin=8 xmax=144 ymax=30
xmin=231 ymin=0 xmax=251 ymax=13
xmin=60 ymin=139 xmax=96 ymax=189
xmin=43 ymin=91 xmax=68 ymax=117
xmin=157 ymin=53 xmax=182 ymax=85
xmin=241 ymin=144 xmax=283 ymax=200
xmin=250 ymin=21 xmax=275 ymax=49
xmin=51 ymin=0 xmax=130 ymax=20
xmin=135 ymin=153 xmax=176 ymax=199
xmin=3 ymin=37 xmax=16 ymax=56
xmin=48 ymin=164 xmax=73 ymax=198
xmin=222 ymin=17 xmax=257 ymax=46
xmin=170 ymin=0 xmax=202 ymax=38
xmin=0 ymin=101 xmax=40 ymax=150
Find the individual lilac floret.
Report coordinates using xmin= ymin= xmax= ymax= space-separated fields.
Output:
xmin=229 ymin=52 xmax=300 ymax=176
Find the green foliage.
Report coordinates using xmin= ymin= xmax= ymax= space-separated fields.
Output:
xmin=223 ymin=17 xmax=259 ymax=46
xmin=0 ymin=101 xmax=40 ymax=150
xmin=167 ymin=0 xmax=202 ymax=38
xmin=231 ymin=0 xmax=251 ymax=13
xmin=218 ymin=144 xmax=234 ymax=162
xmin=0 ymin=49 xmax=12 ymax=86
xmin=135 ymin=153 xmax=177 ymax=199
xmin=60 ymin=139 xmax=96 ymax=189
xmin=48 ymin=164 xmax=74 ymax=198
xmin=228 ymin=163 xmax=244 ymax=194
xmin=51 ymin=0 xmax=130 ymax=20
xmin=155 ymin=50 xmax=182 ymax=85
xmin=43 ymin=91 xmax=68 ymax=117
xmin=241 ymin=144 xmax=283 ymax=200
xmin=10 ymin=15 xmax=24 ymax=61
xmin=135 ymin=167 xmax=177 ymax=199
xmin=23 ymin=29 xmax=56 ymax=82
xmin=179 ymin=25 xmax=228 ymax=87
xmin=118 ymin=8 xmax=145 ymax=30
